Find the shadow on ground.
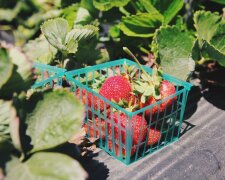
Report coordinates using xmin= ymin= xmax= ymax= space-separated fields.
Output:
xmin=55 ymin=143 xmax=109 ymax=180
xmin=203 ymin=85 xmax=225 ymax=111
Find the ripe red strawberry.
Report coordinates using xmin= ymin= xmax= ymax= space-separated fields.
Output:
xmin=147 ymin=128 xmax=161 ymax=146
xmin=159 ymin=80 xmax=177 ymax=112
xmin=83 ymin=118 xmax=106 ymax=139
xmin=140 ymin=96 xmax=158 ymax=116
xmin=99 ymin=76 xmax=132 ymax=103
xmin=108 ymin=140 xmax=136 ymax=157
xmin=108 ymin=112 xmax=147 ymax=145
xmin=140 ymin=80 xmax=176 ymax=117
xmin=76 ymin=88 xmax=108 ymax=113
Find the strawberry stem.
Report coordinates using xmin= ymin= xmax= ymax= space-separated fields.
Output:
xmin=123 ymin=47 xmax=150 ymax=80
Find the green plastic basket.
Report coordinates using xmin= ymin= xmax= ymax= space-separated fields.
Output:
xmin=64 ymin=59 xmax=192 ymax=165
xmin=32 ymin=62 xmax=66 ymax=89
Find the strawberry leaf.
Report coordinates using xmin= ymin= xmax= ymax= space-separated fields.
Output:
xmin=153 ymin=26 xmax=195 ymax=81
xmin=93 ymin=0 xmax=130 ymax=11
xmin=6 ymin=153 xmax=87 ymax=180
xmin=41 ymin=18 xmax=68 ymax=47
xmin=0 ymin=48 xmax=13 ymax=89
xmin=66 ymin=25 xmax=99 ymax=43
xmin=23 ymin=35 xmax=57 ymax=64
xmin=26 ymin=90 xmax=85 ymax=153
xmin=0 ymin=46 xmax=33 ymax=99
xmin=194 ymin=11 xmax=221 ymax=42
xmin=194 ymin=10 xmax=225 ymax=66
xmin=119 ymin=13 xmax=163 ymax=37
xmin=139 ymin=0 xmax=183 ymax=24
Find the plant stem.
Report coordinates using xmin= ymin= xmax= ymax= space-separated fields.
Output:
xmin=139 ymin=46 xmax=149 ymax=54
xmin=119 ymin=7 xmax=130 ymax=16
xmin=123 ymin=47 xmax=150 ymax=79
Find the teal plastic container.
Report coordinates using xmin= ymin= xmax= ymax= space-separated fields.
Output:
xmin=64 ymin=59 xmax=192 ymax=165
xmin=32 ymin=62 xmax=66 ymax=89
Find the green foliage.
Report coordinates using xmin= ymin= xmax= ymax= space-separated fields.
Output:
xmin=148 ymin=0 xmax=184 ymax=24
xmin=194 ymin=11 xmax=221 ymax=42
xmin=0 ymin=1 xmax=24 ymax=22
xmin=0 ymin=100 xmax=13 ymax=144
xmin=26 ymin=90 xmax=84 ymax=152
xmin=6 ymin=153 xmax=87 ymax=180
xmin=93 ymin=0 xmax=130 ymax=11
xmin=61 ymin=4 xmax=80 ymax=29
xmin=119 ymin=13 xmax=163 ymax=37
xmin=211 ymin=0 xmax=225 ymax=5
xmin=41 ymin=18 xmax=73 ymax=54
xmin=40 ymin=17 xmax=104 ymax=68
xmin=23 ymin=36 xmax=57 ymax=64
xmin=0 ymin=47 xmax=33 ymax=99
xmin=194 ymin=10 xmax=225 ymax=66
xmin=0 ymin=42 xmax=86 ymax=178
xmin=74 ymin=7 xmax=94 ymax=26
xmin=114 ymin=0 xmax=184 ymax=38
xmin=153 ymin=26 xmax=195 ymax=81
xmin=0 ymin=0 xmax=61 ymax=46
xmin=0 ymin=49 xmax=13 ymax=89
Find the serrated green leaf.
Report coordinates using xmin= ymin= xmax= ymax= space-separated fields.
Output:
xmin=67 ymin=25 xmax=99 ymax=42
xmin=201 ymin=41 xmax=225 ymax=67
xmin=155 ymin=26 xmax=195 ymax=81
xmin=194 ymin=11 xmax=225 ymax=66
xmin=119 ymin=13 xmax=163 ymax=37
xmin=0 ymin=47 xmax=33 ymax=99
xmin=93 ymin=0 xmax=130 ymax=11
xmin=210 ymin=22 xmax=225 ymax=54
xmin=6 ymin=152 xmax=87 ymax=180
xmin=26 ymin=90 xmax=84 ymax=152
xmin=0 ymin=48 xmax=13 ymax=89
xmin=41 ymin=18 xmax=69 ymax=52
xmin=23 ymin=35 xmax=57 ymax=64
xmin=65 ymin=39 xmax=79 ymax=54
xmin=194 ymin=11 xmax=221 ymax=42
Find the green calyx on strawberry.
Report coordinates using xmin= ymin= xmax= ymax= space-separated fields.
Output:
xmin=91 ymin=75 xmax=106 ymax=92
xmin=112 ymin=93 xmax=139 ymax=112
xmin=123 ymin=47 xmax=177 ymax=116
xmin=108 ymin=112 xmax=147 ymax=145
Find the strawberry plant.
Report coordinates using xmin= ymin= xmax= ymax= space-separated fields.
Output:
xmin=0 ymin=46 xmax=87 ymax=179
